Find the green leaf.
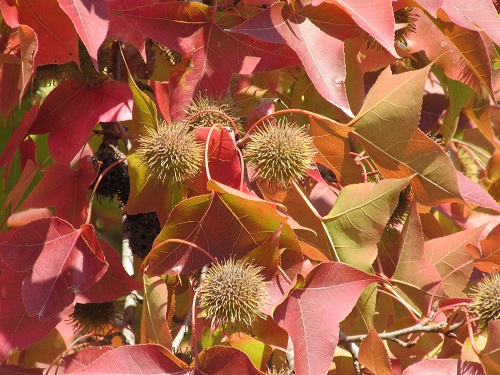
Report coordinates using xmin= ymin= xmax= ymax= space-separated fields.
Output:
xmin=322 ymin=177 xmax=411 ymax=271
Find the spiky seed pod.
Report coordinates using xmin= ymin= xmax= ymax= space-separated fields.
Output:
xmin=244 ymin=120 xmax=317 ymax=188
xmin=68 ymin=301 xmax=122 ymax=335
xmin=469 ymin=273 xmax=500 ymax=330
xmin=387 ymin=184 xmax=413 ymax=228
xmin=197 ymin=258 xmax=269 ymax=330
xmin=153 ymin=41 xmax=183 ymax=66
xmin=136 ymin=122 xmax=203 ymax=188
xmin=173 ymin=347 xmax=194 ymax=365
xmin=458 ymin=148 xmax=480 ymax=183
xmin=123 ymin=212 xmax=161 ymax=259
xmin=364 ymin=7 xmax=418 ymax=50
xmin=91 ymin=144 xmax=130 ymax=206
xmin=266 ymin=367 xmax=293 ymax=375
xmin=184 ymin=93 xmax=241 ymax=129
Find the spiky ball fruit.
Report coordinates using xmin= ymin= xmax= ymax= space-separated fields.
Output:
xmin=458 ymin=148 xmax=480 ymax=183
xmin=197 ymin=258 xmax=268 ymax=330
xmin=123 ymin=212 xmax=161 ymax=259
xmin=136 ymin=122 xmax=203 ymax=188
xmin=68 ymin=301 xmax=121 ymax=335
xmin=244 ymin=120 xmax=317 ymax=188
xmin=469 ymin=273 xmax=500 ymax=330
xmin=185 ymin=93 xmax=240 ymax=129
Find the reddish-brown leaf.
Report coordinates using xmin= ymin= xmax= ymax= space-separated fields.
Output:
xmin=144 ymin=181 xmax=301 ymax=276
xmin=18 ymin=0 xmax=79 ymax=66
xmin=402 ymin=358 xmax=485 ymax=374
xmin=309 ymin=117 xmax=362 ymax=184
xmin=423 ymin=224 xmax=485 ymax=298
xmin=0 ymin=218 xmax=108 ymax=320
xmin=20 ymin=156 xmax=98 ymax=227
xmin=440 ymin=0 xmax=500 ymax=48
xmin=198 ymin=346 xmax=265 ymax=375
xmin=273 ymin=262 xmax=381 ymax=375
xmin=358 ymin=326 xmax=393 ymax=375
xmin=0 ymin=365 xmax=43 ymax=375
xmin=3 ymin=160 xmax=38 ymax=215
xmin=0 ymin=29 xmax=22 ymax=118
xmin=114 ymin=2 xmax=301 ymax=118
xmin=30 ymin=80 xmax=133 ymax=165
xmin=468 ymin=223 xmax=500 ymax=273
xmin=0 ymin=267 xmax=61 ymax=362
xmin=76 ymin=239 xmax=143 ymax=303
xmin=392 ymin=202 xmax=445 ymax=313
xmin=312 ymin=0 xmax=398 ymax=57
xmin=233 ymin=2 xmax=360 ymax=115
xmin=58 ymin=0 xmax=109 ymax=70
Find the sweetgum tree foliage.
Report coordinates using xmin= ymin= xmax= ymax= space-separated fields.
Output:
xmin=3 ymin=0 xmax=500 ymax=374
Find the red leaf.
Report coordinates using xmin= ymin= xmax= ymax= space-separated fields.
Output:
xmin=18 ymin=0 xmax=79 ymax=66
xmin=107 ymin=0 xmax=161 ymax=59
xmin=311 ymin=0 xmax=398 ymax=57
xmin=30 ymin=80 xmax=133 ymax=165
xmin=114 ymin=2 xmax=300 ymax=118
xmin=67 ymin=344 xmax=189 ymax=374
xmin=188 ymin=127 xmax=247 ymax=194
xmin=0 ymin=0 xmax=20 ymax=27
xmin=145 ymin=181 xmax=301 ymax=276
xmin=456 ymin=171 xmax=500 ymax=213
xmin=0 ymin=267 xmax=61 ymax=362
xmin=63 ymin=347 xmax=114 ymax=373
xmin=479 ymin=320 xmax=500 ymax=373
xmin=233 ymin=2 xmax=360 ymax=115
xmin=198 ymin=346 xmax=265 ymax=375
xmin=58 ymin=0 xmax=109 ymax=70
xmin=20 ymin=156 xmax=98 ymax=227
xmin=76 ymin=239 xmax=143 ymax=303
xmin=0 ymin=218 xmax=108 ymax=321
xmin=273 ymin=262 xmax=381 ymax=375
xmin=402 ymin=359 xmax=485 ymax=374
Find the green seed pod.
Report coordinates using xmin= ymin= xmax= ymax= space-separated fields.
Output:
xmin=469 ymin=273 xmax=500 ymax=330
xmin=244 ymin=120 xmax=317 ymax=188
xmin=197 ymin=258 xmax=268 ymax=330
xmin=136 ymin=121 xmax=203 ymax=188
xmin=184 ymin=93 xmax=240 ymax=129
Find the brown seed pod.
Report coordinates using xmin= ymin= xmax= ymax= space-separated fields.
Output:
xmin=135 ymin=121 xmax=203 ymax=188
xmin=469 ymin=273 xmax=500 ymax=330
xmin=197 ymin=258 xmax=268 ymax=330
xmin=244 ymin=120 xmax=317 ymax=188
xmin=68 ymin=301 xmax=122 ymax=335
xmin=123 ymin=212 xmax=161 ymax=259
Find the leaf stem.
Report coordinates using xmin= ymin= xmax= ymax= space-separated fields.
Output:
xmin=86 ymin=157 xmax=127 ymax=225
xmin=148 ymin=238 xmax=218 ymax=266
xmin=426 ymin=259 xmax=475 ymax=317
xmin=204 ymin=124 xmax=224 ymax=182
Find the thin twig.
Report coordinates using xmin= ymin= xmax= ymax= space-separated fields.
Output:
xmin=339 ymin=320 xmax=464 ymax=344
xmin=338 ymin=330 xmax=361 ymax=375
